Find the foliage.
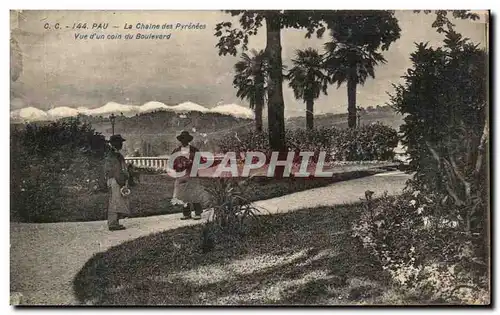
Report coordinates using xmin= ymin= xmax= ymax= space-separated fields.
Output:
xmin=367 ymin=23 xmax=490 ymax=304
xmin=215 ymin=10 xmax=401 ymax=147
xmin=215 ymin=123 xmax=398 ymax=162
xmin=201 ymin=177 xmax=261 ymax=252
xmin=324 ymin=39 xmax=387 ymax=88
xmin=352 ymin=192 xmax=489 ymax=304
xmin=214 ymin=10 xmax=400 ymax=56
xmin=206 ymin=178 xmax=261 ymax=230
xmin=233 ymin=49 xmax=268 ymax=132
xmin=233 ymin=49 xmax=268 ymax=108
xmin=286 ymin=48 xmax=330 ymax=130
xmin=414 ymin=10 xmax=481 ymax=33
xmin=10 ymin=118 xmax=107 ymax=222
xmin=322 ymin=12 xmax=400 ymax=128
xmin=389 ymin=30 xmax=488 ymax=238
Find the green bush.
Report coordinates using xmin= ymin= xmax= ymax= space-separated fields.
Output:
xmin=11 ymin=118 xmax=107 ymax=223
xmin=215 ymin=123 xmax=398 ymax=162
xmin=352 ymin=192 xmax=489 ymax=304
xmin=387 ymin=29 xmax=488 ymax=301
xmin=200 ymin=177 xmax=261 ymax=253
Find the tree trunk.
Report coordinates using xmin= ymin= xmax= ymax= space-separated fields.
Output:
xmin=265 ymin=13 xmax=286 ymax=152
xmin=255 ymin=102 xmax=263 ymax=132
xmin=347 ymin=74 xmax=357 ymax=129
xmin=255 ymin=74 xmax=264 ymax=132
xmin=306 ymin=98 xmax=314 ymax=130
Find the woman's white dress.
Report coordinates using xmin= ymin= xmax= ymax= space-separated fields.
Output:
xmin=172 ymin=145 xmax=205 ymax=204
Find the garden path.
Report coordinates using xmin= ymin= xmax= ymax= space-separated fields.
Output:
xmin=10 ymin=171 xmax=411 ymax=305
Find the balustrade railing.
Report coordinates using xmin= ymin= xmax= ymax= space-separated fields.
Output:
xmin=125 ymin=156 xmax=225 ymax=169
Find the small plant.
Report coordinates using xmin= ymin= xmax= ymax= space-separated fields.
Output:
xmin=200 ymin=177 xmax=261 ymax=252
xmin=204 ymin=177 xmax=261 ymax=233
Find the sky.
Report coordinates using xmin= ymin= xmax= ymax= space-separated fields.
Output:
xmin=10 ymin=10 xmax=488 ymax=117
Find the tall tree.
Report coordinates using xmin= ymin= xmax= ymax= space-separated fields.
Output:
xmin=215 ymin=10 xmax=401 ymax=146
xmin=324 ymin=39 xmax=387 ymax=128
xmin=233 ymin=49 xmax=267 ymax=132
xmin=286 ymin=48 xmax=329 ymax=130
xmin=215 ymin=10 xmax=330 ymax=152
xmin=322 ymin=11 xmax=400 ymax=128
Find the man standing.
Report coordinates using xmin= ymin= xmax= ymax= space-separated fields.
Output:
xmin=105 ymin=134 xmax=131 ymax=231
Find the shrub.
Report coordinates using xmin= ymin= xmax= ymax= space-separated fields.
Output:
xmin=385 ymin=29 xmax=489 ymax=302
xmin=352 ymin=191 xmax=489 ymax=304
xmin=11 ymin=118 xmax=107 ymax=222
xmin=200 ymin=177 xmax=261 ymax=252
xmin=215 ymin=123 xmax=398 ymax=162
xmin=389 ymin=30 xmax=488 ymax=233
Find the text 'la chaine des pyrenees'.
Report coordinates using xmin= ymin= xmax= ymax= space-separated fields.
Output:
xmin=124 ymin=22 xmax=207 ymax=30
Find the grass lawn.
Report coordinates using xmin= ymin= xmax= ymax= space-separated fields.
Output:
xmin=73 ymin=201 xmax=410 ymax=305
xmin=57 ymin=166 xmax=395 ymax=223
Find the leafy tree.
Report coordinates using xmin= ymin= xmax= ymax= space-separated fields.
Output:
xmin=414 ymin=10 xmax=481 ymax=33
xmin=323 ymin=11 xmax=400 ymax=128
xmin=215 ymin=10 xmax=401 ymax=148
xmin=389 ymin=29 xmax=487 ymax=239
xmin=215 ymin=10 xmax=348 ymax=151
xmin=233 ymin=49 xmax=267 ymax=132
xmin=286 ymin=48 xmax=329 ymax=130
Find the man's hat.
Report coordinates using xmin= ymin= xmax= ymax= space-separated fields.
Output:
xmin=109 ymin=134 xmax=126 ymax=143
xmin=176 ymin=130 xmax=193 ymax=142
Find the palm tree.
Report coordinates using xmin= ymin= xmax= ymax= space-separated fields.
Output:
xmin=286 ymin=48 xmax=330 ymax=130
xmin=324 ymin=36 xmax=387 ymax=128
xmin=233 ymin=49 xmax=267 ymax=132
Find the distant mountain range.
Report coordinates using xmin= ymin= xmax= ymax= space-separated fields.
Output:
xmin=9 ymin=101 xmax=255 ymax=122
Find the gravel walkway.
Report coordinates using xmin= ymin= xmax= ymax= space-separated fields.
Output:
xmin=10 ymin=171 xmax=411 ymax=305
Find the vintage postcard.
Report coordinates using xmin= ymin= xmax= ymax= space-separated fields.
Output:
xmin=10 ymin=10 xmax=490 ymax=306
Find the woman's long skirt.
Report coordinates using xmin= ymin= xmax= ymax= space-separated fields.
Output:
xmin=173 ymin=176 xmax=206 ymax=204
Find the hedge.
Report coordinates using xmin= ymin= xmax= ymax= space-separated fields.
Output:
xmin=216 ymin=123 xmax=399 ymax=162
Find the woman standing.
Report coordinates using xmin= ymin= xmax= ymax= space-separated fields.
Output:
xmin=171 ymin=131 xmax=205 ymax=220
xmin=104 ymin=134 xmax=131 ymax=231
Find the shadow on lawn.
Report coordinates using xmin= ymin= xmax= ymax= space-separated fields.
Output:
xmin=73 ymin=202 xmax=392 ymax=305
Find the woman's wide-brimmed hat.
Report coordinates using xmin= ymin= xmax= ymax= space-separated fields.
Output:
xmin=176 ymin=130 xmax=193 ymax=142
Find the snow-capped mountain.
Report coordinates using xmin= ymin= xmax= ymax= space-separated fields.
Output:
xmin=170 ymin=101 xmax=209 ymax=113
xmin=9 ymin=101 xmax=255 ymax=122
xmin=210 ymin=104 xmax=254 ymax=119
xmin=10 ymin=106 xmax=48 ymax=121
xmin=87 ymin=101 xmax=140 ymax=116
xmin=47 ymin=106 xmax=80 ymax=118
xmin=76 ymin=107 xmax=91 ymax=115
xmin=139 ymin=101 xmax=172 ymax=113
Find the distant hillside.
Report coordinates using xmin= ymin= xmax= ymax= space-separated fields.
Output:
xmin=73 ymin=110 xmax=254 ymax=156
xmin=285 ymin=105 xmax=404 ymax=131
